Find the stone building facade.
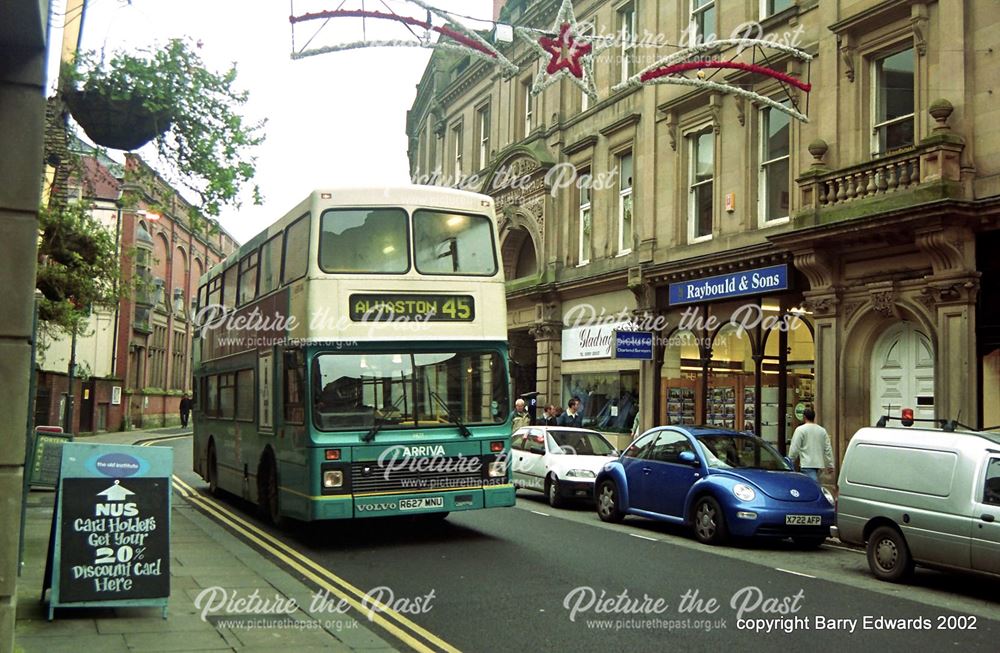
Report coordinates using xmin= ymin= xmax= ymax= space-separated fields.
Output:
xmin=34 ymin=152 xmax=238 ymax=432
xmin=408 ymin=0 xmax=1000 ymax=455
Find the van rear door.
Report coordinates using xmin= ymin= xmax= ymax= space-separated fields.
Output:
xmin=971 ymin=457 xmax=1000 ymax=575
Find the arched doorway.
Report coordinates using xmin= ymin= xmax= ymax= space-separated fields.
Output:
xmin=501 ymin=226 xmax=538 ymax=280
xmin=870 ymin=322 xmax=935 ymax=423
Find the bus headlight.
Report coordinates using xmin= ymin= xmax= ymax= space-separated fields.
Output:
xmin=488 ymin=461 xmax=507 ymax=478
xmin=323 ymin=470 xmax=344 ymax=489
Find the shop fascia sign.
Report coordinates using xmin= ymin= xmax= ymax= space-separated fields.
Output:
xmin=563 ymin=320 xmax=644 ymax=361
xmin=668 ymin=264 xmax=789 ymax=306
xmin=614 ymin=330 xmax=653 ymax=360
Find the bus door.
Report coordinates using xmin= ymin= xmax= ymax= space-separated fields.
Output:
xmin=258 ymin=349 xmax=275 ymax=433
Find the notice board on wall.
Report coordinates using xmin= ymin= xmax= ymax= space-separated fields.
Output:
xmin=28 ymin=431 xmax=73 ymax=489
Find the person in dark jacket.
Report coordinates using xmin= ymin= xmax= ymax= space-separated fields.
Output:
xmin=179 ymin=394 xmax=193 ymax=428
xmin=542 ymin=405 xmax=558 ymax=426
xmin=557 ymin=397 xmax=583 ymax=427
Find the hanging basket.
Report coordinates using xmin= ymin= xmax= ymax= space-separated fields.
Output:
xmin=64 ymin=89 xmax=172 ymax=151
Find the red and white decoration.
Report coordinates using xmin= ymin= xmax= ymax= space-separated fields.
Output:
xmin=614 ymin=38 xmax=813 ymax=122
xmin=289 ymin=0 xmax=517 ymax=76
xmin=516 ymin=0 xmax=606 ymax=102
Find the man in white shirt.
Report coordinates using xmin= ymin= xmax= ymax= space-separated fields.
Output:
xmin=788 ymin=408 xmax=834 ymax=483
xmin=512 ymin=398 xmax=531 ymax=432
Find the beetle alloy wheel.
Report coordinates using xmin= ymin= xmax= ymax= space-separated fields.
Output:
xmin=598 ymin=486 xmax=614 ymax=517
xmin=695 ymin=502 xmax=717 ymax=540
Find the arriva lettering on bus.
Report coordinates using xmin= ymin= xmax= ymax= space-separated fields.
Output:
xmin=400 ymin=445 xmax=446 ymax=457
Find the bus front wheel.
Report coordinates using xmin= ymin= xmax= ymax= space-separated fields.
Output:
xmin=258 ymin=453 xmax=285 ymax=528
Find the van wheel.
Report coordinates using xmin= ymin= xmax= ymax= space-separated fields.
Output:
xmin=546 ymin=475 xmax=564 ymax=508
xmin=867 ymin=526 xmax=914 ymax=582
xmin=693 ymin=496 xmax=729 ymax=545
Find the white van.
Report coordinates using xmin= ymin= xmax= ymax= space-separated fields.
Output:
xmin=834 ymin=426 xmax=1000 ymax=582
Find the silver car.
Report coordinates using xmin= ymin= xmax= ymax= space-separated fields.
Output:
xmin=835 ymin=425 xmax=1000 ymax=582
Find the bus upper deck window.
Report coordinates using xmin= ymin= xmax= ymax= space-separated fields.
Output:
xmin=412 ymin=210 xmax=497 ymax=276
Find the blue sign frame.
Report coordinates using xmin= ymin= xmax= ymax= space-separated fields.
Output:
xmin=668 ymin=264 xmax=789 ymax=306
xmin=614 ymin=331 xmax=654 ymax=360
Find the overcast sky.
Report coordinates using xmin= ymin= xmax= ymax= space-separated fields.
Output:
xmin=50 ymin=0 xmax=494 ymax=243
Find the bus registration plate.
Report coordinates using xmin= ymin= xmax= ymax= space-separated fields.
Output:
xmin=399 ymin=497 xmax=445 ymax=511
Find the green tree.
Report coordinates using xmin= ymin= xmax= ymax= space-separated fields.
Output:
xmin=35 ymin=198 xmax=123 ymax=338
xmin=64 ymin=37 xmax=266 ymax=217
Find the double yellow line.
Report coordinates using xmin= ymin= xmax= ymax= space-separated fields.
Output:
xmin=140 ymin=436 xmax=460 ymax=653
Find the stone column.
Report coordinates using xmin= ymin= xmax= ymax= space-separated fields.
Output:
xmin=916 ymin=226 xmax=979 ymax=427
xmin=630 ymin=276 xmax=657 ymax=434
xmin=804 ymin=293 xmax=843 ymax=465
xmin=0 ymin=3 xmax=48 ymax=648
xmin=920 ymin=278 xmax=979 ymax=427
xmin=529 ymin=323 xmax=561 ymax=409
xmin=794 ymin=248 xmax=843 ymax=466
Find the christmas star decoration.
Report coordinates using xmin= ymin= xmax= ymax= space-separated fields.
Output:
xmin=516 ymin=0 xmax=605 ymax=102
xmin=540 ymin=22 xmax=592 ymax=79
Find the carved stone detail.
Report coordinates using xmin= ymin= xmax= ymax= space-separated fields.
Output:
xmin=867 ymin=281 xmax=899 ymax=319
xmin=709 ymin=94 xmax=722 ymax=134
xmin=919 ymin=277 xmax=981 ymax=307
xmin=629 ymin=281 xmax=656 ymax=315
xmin=529 ymin=322 xmax=561 ymax=342
xmin=911 ymin=6 xmax=929 ymax=56
xmin=793 ymin=249 xmax=837 ymax=291
xmin=803 ymin=292 xmax=840 ymax=318
xmin=734 ymin=95 xmax=746 ymax=127
xmin=841 ymin=300 xmax=865 ymax=323
xmin=839 ymin=43 xmax=856 ymax=83
xmin=915 ymin=227 xmax=973 ymax=276
xmin=665 ymin=112 xmax=678 ymax=151
xmin=506 ymin=156 xmax=541 ymax=178
xmin=915 ymin=289 xmax=937 ymax=311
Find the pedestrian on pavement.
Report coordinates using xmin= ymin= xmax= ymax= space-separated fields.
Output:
xmin=631 ymin=406 xmax=641 ymax=439
xmin=512 ymin=398 xmax=531 ymax=432
xmin=788 ymin=407 xmax=834 ymax=483
xmin=542 ymin=404 xmax=558 ymax=426
xmin=557 ymin=397 xmax=583 ymax=428
xmin=179 ymin=393 xmax=193 ymax=428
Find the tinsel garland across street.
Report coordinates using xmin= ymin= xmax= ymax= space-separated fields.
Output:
xmin=289 ymin=0 xmax=517 ymax=76
xmin=615 ymin=38 xmax=814 ymax=122
xmin=287 ymin=2 xmax=812 ymax=122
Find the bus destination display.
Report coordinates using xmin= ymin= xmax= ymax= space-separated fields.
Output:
xmin=349 ymin=294 xmax=475 ymax=322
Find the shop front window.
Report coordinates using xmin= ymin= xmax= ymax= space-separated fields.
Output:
xmin=660 ymin=330 xmax=702 ymax=426
xmin=562 ymin=371 xmax=639 ymax=433
xmin=763 ymin=311 xmax=815 ymax=447
xmin=707 ymin=325 xmax=755 ymax=431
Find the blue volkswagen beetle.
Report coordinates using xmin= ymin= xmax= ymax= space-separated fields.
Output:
xmin=595 ymin=427 xmax=835 ymax=547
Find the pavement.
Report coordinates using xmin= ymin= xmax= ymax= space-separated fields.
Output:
xmin=14 ymin=428 xmax=397 ymax=653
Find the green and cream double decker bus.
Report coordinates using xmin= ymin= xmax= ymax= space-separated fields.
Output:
xmin=192 ymin=186 xmax=514 ymax=523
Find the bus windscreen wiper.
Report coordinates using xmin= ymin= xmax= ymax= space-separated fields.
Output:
xmin=362 ymin=394 xmax=408 ymax=443
xmin=428 ymin=390 xmax=472 ymax=438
